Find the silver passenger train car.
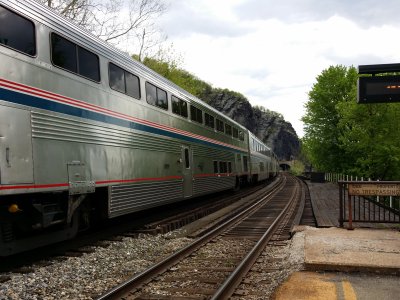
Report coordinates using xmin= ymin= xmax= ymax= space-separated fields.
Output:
xmin=0 ymin=0 xmax=279 ymax=255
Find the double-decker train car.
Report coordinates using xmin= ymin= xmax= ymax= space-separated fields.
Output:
xmin=248 ymin=132 xmax=279 ymax=182
xmin=0 ymin=0 xmax=279 ymax=255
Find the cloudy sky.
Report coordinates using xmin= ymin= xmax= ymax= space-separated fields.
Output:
xmin=157 ymin=0 xmax=400 ymax=137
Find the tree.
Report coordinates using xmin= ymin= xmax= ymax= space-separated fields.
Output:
xmin=40 ymin=0 xmax=166 ymax=55
xmin=302 ymin=65 xmax=358 ymax=172
xmin=337 ymin=99 xmax=400 ymax=180
xmin=303 ymin=65 xmax=400 ymax=180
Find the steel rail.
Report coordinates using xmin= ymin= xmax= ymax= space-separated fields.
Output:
xmin=97 ymin=175 xmax=286 ymax=300
xmin=211 ymin=177 xmax=301 ymax=299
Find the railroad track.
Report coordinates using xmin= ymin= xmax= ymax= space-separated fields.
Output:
xmin=97 ymin=173 xmax=303 ymax=299
xmin=0 ymin=179 xmax=272 ymax=274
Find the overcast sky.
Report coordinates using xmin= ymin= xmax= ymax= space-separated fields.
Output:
xmin=157 ymin=0 xmax=400 ymax=137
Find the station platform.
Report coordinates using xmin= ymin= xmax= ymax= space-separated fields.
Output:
xmin=273 ymin=181 xmax=400 ymax=300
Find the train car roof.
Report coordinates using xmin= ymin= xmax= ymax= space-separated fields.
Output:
xmin=248 ymin=131 xmax=272 ymax=151
xmin=3 ymin=0 xmax=248 ymax=131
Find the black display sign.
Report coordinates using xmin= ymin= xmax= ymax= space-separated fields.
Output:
xmin=358 ymin=75 xmax=400 ymax=104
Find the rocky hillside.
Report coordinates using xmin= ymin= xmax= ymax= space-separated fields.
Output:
xmin=203 ymin=88 xmax=300 ymax=160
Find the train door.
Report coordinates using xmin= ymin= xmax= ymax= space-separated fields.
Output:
xmin=181 ymin=145 xmax=193 ymax=198
xmin=0 ymin=106 xmax=34 ymax=184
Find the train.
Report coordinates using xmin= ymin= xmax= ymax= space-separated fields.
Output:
xmin=0 ymin=0 xmax=279 ymax=255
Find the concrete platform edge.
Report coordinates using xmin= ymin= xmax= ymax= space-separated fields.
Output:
xmin=305 ymin=262 xmax=400 ymax=276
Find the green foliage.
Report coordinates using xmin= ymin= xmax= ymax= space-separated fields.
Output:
xmin=337 ymin=100 xmax=400 ymax=180
xmin=290 ymin=160 xmax=305 ymax=176
xmin=140 ymin=57 xmax=213 ymax=100
xmin=302 ymin=65 xmax=400 ymax=180
xmin=302 ymin=65 xmax=358 ymax=172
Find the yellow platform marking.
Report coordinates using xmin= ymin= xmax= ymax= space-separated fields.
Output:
xmin=342 ymin=280 xmax=357 ymax=300
xmin=273 ymin=272 xmax=337 ymax=300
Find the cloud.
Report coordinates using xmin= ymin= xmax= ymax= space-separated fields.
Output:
xmin=235 ymin=0 xmax=400 ymax=27
xmin=161 ymin=0 xmax=250 ymax=38
xmin=158 ymin=0 xmax=400 ymax=138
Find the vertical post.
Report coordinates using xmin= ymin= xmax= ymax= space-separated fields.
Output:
xmin=339 ymin=182 xmax=344 ymax=227
xmin=348 ymin=189 xmax=354 ymax=230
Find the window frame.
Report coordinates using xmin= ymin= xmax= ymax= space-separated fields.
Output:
xmin=171 ymin=95 xmax=188 ymax=118
xmin=225 ymin=123 xmax=232 ymax=136
xmin=233 ymin=127 xmax=239 ymax=139
xmin=0 ymin=5 xmax=36 ymax=57
xmin=204 ymin=112 xmax=215 ymax=129
xmin=239 ymin=130 xmax=245 ymax=141
xmin=216 ymin=119 xmax=224 ymax=133
xmin=108 ymin=62 xmax=141 ymax=100
xmin=50 ymin=32 xmax=100 ymax=82
xmin=190 ymin=105 xmax=203 ymax=124
xmin=145 ymin=81 xmax=168 ymax=110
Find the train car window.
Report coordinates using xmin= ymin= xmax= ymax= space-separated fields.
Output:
xmin=260 ymin=162 xmax=264 ymax=171
xmin=213 ymin=161 xmax=218 ymax=173
xmin=181 ymin=100 xmax=188 ymax=117
xmin=125 ymin=72 xmax=140 ymax=99
xmin=145 ymin=82 xmax=167 ymax=110
xmin=51 ymin=34 xmax=77 ymax=73
xmin=190 ymin=105 xmax=203 ymax=123
xmin=216 ymin=119 xmax=224 ymax=132
xmin=239 ymin=131 xmax=244 ymax=141
xmin=172 ymin=96 xmax=188 ymax=118
xmin=228 ymin=162 xmax=232 ymax=173
xmin=78 ymin=46 xmax=100 ymax=81
xmin=0 ymin=6 xmax=36 ymax=56
xmin=157 ymin=88 xmax=168 ymax=109
xmin=109 ymin=63 xmax=140 ymax=99
xmin=233 ymin=127 xmax=239 ymax=138
xmin=225 ymin=124 xmax=232 ymax=136
xmin=145 ymin=82 xmax=157 ymax=105
xmin=109 ymin=63 xmax=125 ymax=93
xmin=205 ymin=113 xmax=214 ymax=128
xmin=51 ymin=33 xmax=100 ymax=82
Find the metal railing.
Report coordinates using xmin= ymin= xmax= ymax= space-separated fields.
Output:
xmin=338 ymin=181 xmax=400 ymax=229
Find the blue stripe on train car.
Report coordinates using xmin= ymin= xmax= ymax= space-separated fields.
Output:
xmin=0 ymin=87 xmax=244 ymax=153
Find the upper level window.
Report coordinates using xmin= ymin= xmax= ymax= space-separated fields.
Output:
xmin=172 ymin=95 xmax=188 ymax=118
xmin=225 ymin=124 xmax=232 ymax=136
xmin=146 ymin=82 xmax=168 ymax=110
xmin=190 ymin=105 xmax=203 ymax=124
xmin=233 ymin=127 xmax=239 ymax=139
xmin=109 ymin=63 xmax=140 ymax=99
xmin=205 ymin=113 xmax=214 ymax=129
xmin=239 ymin=130 xmax=244 ymax=141
xmin=0 ymin=6 xmax=36 ymax=56
xmin=51 ymin=33 xmax=100 ymax=82
xmin=216 ymin=119 xmax=224 ymax=133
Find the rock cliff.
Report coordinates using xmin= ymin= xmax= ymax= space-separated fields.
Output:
xmin=203 ymin=88 xmax=300 ymax=160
